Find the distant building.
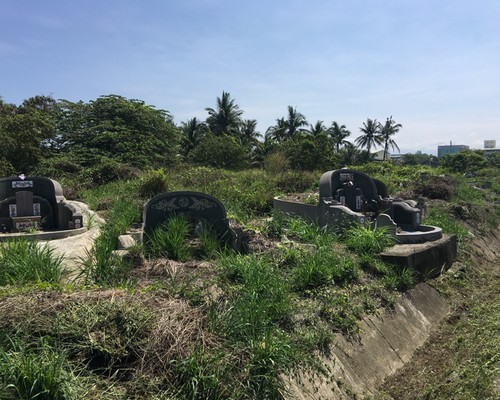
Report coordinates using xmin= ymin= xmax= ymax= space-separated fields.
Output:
xmin=483 ymin=140 xmax=500 ymax=155
xmin=371 ymin=149 xmax=390 ymax=161
xmin=484 ymin=140 xmax=496 ymax=149
xmin=437 ymin=144 xmax=469 ymax=158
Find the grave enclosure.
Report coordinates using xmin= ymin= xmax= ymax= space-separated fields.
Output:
xmin=0 ymin=176 xmax=84 ymax=238
xmin=274 ymin=169 xmax=457 ymax=276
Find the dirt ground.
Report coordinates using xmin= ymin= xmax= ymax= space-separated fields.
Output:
xmin=378 ymin=226 xmax=500 ymax=399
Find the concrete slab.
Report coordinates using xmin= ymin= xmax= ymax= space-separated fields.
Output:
xmin=380 ymin=234 xmax=457 ymax=277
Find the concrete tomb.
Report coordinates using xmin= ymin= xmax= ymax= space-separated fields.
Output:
xmin=0 ymin=176 xmax=83 ymax=234
xmin=274 ymin=169 xmax=442 ymax=244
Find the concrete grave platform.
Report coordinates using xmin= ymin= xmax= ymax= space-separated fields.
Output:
xmin=380 ymin=234 xmax=457 ymax=277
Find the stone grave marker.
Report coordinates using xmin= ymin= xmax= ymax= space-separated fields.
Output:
xmin=143 ymin=191 xmax=236 ymax=248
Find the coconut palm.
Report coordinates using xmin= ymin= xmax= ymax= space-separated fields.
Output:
xmin=180 ymin=117 xmax=209 ymax=155
xmin=355 ymin=118 xmax=383 ymax=159
xmin=307 ymin=120 xmax=327 ymax=136
xmin=379 ymin=116 xmax=402 ymax=161
xmin=205 ymin=91 xmax=243 ymax=136
xmin=284 ymin=106 xmax=308 ymax=139
xmin=239 ymin=119 xmax=261 ymax=150
xmin=265 ymin=117 xmax=287 ymax=142
xmin=328 ymin=121 xmax=351 ymax=152
xmin=266 ymin=106 xmax=308 ymax=142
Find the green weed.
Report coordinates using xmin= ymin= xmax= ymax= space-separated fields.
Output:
xmin=146 ymin=215 xmax=191 ymax=261
xmin=0 ymin=338 xmax=79 ymax=400
xmin=425 ymin=207 xmax=469 ymax=242
xmin=0 ymin=239 xmax=65 ymax=285
xmin=383 ymin=265 xmax=416 ymax=291
xmin=344 ymin=225 xmax=395 ymax=255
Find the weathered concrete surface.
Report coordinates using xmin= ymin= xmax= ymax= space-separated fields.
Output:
xmin=286 ymin=283 xmax=450 ymax=399
xmin=380 ymin=234 xmax=457 ymax=277
xmin=41 ymin=201 xmax=104 ymax=280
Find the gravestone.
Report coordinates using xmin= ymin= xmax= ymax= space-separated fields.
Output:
xmin=143 ymin=191 xmax=235 ymax=248
xmin=0 ymin=176 xmax=83 ymax=232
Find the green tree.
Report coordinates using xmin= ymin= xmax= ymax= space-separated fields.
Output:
xmin=328 ymin=121 xmax=351 ymax=152
xmin=188 ymin=133 xmax=248 ymax=169
xmin=283 ymin=132 xmax=334 ymax=171
xmin=307 ymin=120 xmax=327 ymax=136
xmin=0 ymin=96 xmax=58 ymax=173
xmin=337 ymin=143 xmax=363 ymax=167
xmin=440 ymin=150 xmax=488 ymax=173
xmin=54 ymin=95 xmax=179 ymax=169
xmin=266 ymin=106 xmax=308 ymax=142
xmin=379 ymin=116 xmax=401 ymax=161
xmin=238 ymin=119 xmax=261 ymax=151
xmin=205 ymin=91 xmax=243 ymax=136
xmin=180 ymin=117 xmax=209 ymax=156
xmin=355 ymin=118 xmax=383 ymax=160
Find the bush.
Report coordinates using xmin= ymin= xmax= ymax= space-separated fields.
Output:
xmin=89 ymin=158 xmax=139 ymax=185
xmin=414 ymin=176 xmax=455 ymax=200
xmin=138 ymin=168 xmax=168 ymax=199
xmin=188 ymin=133 xmax=249 ymax=169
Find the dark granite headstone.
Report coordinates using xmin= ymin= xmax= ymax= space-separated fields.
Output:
xmin=0 ymin=176 xmax=83 ymax=232
xmin=143 ymin=191 xmax=235 ymax=247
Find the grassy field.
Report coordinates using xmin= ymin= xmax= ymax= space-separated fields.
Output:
xmin=0 ymin=164 xmax=498 ymax=399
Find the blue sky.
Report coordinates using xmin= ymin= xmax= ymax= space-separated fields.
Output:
xmin=1 ymin=0 xmax=499 ymax=154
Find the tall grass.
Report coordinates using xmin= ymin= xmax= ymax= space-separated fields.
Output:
xmin=344 ymin=225 xmax=395 ymax=255
xmin=0 ymin=239 xmax=65 ymax=285
xmin=290 ymin=247 xmax=359 ymax=291
xmin=425 ymin=207 xmax=469 ymax=242
xmin=146 ymin=215 xmax=191 ymax=261
xmin=0 ymin=338 xmax=79 ymax=400
xmin=79 ymin=196 xmax=140 ymax=286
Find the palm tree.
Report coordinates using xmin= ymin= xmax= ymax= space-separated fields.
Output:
xmin=355 ymin=118 xmax=383 ymax=159
xmin=328 ymin=121 xmax=351 ymax=152
xmin=307 ymin=120 xmax=327 ymax=136
xmin=379 ymin=116 xmax=402 ymax=161
xmin=338 ymin=142 xmax=362 ymax=167
xmin=266 ymin=106 xmax=308 ymax=142
xmin=205 ymin=91 xmax=243 ymax=136
xmin=180 ymin=117 xmax=209 ymax=155
xmin=265 ymin=117 xmax=287 ymax=142
xmin=284 ymin=106 xmax=308 ymax=139
xmin=239 ymin=119 xmax=261 ymax=150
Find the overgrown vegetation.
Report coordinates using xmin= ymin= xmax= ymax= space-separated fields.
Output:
xmin=0 ymin=111 xmax=499 ymax=399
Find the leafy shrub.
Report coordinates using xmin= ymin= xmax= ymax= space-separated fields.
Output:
xmin=138 ymin=168 xmax=168 ymax=199
xmin=274 ymin=170 xmax=318 ymax=193
xmin=89 ymin=158 xmax=139 ymax=185
xmin=263 ymin=151 xmax=290 ymax=176
xmin=188 ymin=133 xmax=249 ymax=169
xmin=440 ymin=150 xmax=488 ymax=173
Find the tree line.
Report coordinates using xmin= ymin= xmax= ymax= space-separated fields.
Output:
xmin=0 ymin=91 xmax=410 ymax=183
